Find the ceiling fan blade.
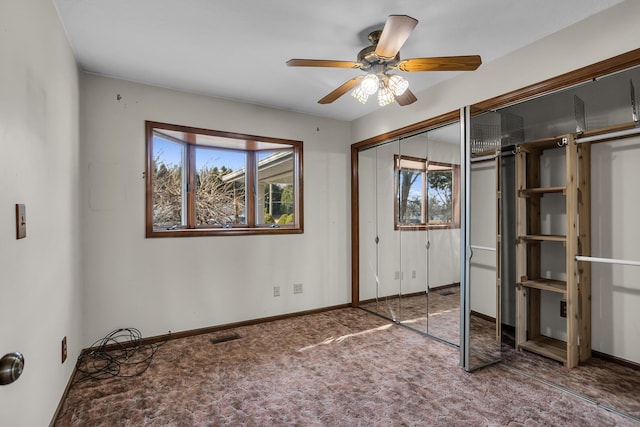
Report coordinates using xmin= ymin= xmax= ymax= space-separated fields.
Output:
xmin=395 ymin=89 xmax=417 ymax=106
xmin=375 ymin=15 xmax=418 ymax=60
xmin=396 ymin=55 xmax=482 ymax=72
xmin=286 ymin=59 xmax=361 ymax=69
xmin=318 ymin=76 xmax=364 ymax=104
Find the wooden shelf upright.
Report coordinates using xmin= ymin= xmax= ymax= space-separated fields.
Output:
xmin=514 ymin=134 xmax=591 ymax=368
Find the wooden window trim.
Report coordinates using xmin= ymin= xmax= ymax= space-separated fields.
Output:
xmin=394 ymin=155 xmax=460 ymax=231
xmin=145 ymin=121 xmax=303 ymax=238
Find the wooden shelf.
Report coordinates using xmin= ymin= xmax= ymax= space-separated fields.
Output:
xmin=578 ymin=121 xmax=637 ymax=139
xmin=519 ymin=234 xmax=567 ymax=242
xmin=518 ymin=278 xmax=567 ymax=294
xmin=514 ymin=132 xmax=592 ymax=368
xmin=471 ymin=148 xmax=499 ymax=158
xmin=519 ymin=336 xmax=567 ymax=363
xmin=519 ymin=136 xmax=567 ymax=152
xmin=519 ymin=186 xmax=566 ymax=197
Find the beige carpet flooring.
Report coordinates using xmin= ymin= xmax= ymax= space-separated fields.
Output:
xmin=54 ymin=308 xmax=639 ymax=426
xmin=363 ymin=290 xmax=640 ymax=421
xmin=360 ymin=286 xmax=461 ymax=345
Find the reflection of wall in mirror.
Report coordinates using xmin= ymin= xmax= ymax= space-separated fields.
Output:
xmin=358 ymin=138 xmax=461 ymax=301
xmin=470 ymin=161 xmax=497 ymax=318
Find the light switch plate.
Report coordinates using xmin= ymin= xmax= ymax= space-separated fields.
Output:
xmin=15 ymin=204 xmax=26 ymax=239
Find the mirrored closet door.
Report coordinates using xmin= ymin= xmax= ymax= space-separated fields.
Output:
xmin=358 ymin=121 xmax=463 ymax=348
xmin=460 ymin=106 xmax=503 ymax=371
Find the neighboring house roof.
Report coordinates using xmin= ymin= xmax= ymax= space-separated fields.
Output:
xmin=223 ymin=151 xmax=293 ymax=184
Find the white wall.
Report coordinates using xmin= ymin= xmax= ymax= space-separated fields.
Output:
xmin=351 ymin=0 xmax=640 ymax=143
xmin=0 ymin=0 xmax=81 ymax=425
xmin=590 ymin=138 xmax=640 ymax=363
xmin=470 ymin=162 xmax=497 ymax=318
xmin=80 ymin=74 xmax=352 ymax=343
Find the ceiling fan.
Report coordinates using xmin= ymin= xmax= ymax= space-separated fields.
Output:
xmin=286 ymin=15 xmax=481 ymax=107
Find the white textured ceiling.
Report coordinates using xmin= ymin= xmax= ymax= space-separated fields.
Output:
xmin=52 ymin=0 xmax=623 ymax=121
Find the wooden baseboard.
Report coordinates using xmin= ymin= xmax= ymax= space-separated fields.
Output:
xmin=431 ymin=282 xmax=461 ymax=291
xmin=51 ymin=303 xmax=351 ymax=425
xmin=357 ymin=283 xmax=461 ymax=306
xmin=87 ymin=303 xmax=353 ymax=353
xmin=499 ymin=324 xmax=639 ymax=370
xmin=358 ymin=291 xmax=426 ymax=306
xmin=592 ymin=349 xmax=640 ymax=371
xmin=470 ymin=310 xmax=495 ymax=323
xmin=138 ymin=303 xmax=351 ymax=346
xmin=49 ymin=365 xmax=77 ymax=427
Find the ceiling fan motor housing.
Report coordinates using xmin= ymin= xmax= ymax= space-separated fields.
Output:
xmin=357 ymin=31 xmax=400 ymax=72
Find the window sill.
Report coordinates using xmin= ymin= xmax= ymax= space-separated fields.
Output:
xmin=147 ymin=226 xmax=303 ymax=238
xmin=394 ymin=224 xmax=460 ymax=231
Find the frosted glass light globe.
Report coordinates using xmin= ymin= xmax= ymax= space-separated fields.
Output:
xmin=377 ymin=85 xmax=395 ymax=106
xmin=361 ymin=74 xmax=380 ymax=95
xmin=351 ymin=86 xmax=369 ymax=104
xmin=388 ymin=75 xmax=409 ymax=96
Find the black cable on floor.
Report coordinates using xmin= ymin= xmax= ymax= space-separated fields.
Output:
xmin=74 ymin=328 xmax=166 ymax=383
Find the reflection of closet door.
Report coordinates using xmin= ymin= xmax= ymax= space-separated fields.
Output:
xmin=397 ymin=133 xmax=429 ymax=331
xmin=375 ymin=141 xmax=402 ymax=320
xmin=461 ymin=106 xmax=502 ymax=371
xmin=424 ymin=122 xmax=462 ymax=345
xmin=358 ymin=146 xmax=378 ymax=304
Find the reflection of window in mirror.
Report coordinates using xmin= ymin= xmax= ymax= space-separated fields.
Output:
xmin=394 ymin=155 xmax=460 ymax=230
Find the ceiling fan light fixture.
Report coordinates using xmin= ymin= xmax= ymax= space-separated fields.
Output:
xmin=377 ymin=83 xmax=395 ymax=106
xmin=351 ymin=85 xmax=369 ymax=104
xmin=388 ymin=74 xmax=409 ymax=96
xmin=287 ymin=14 xmax=481 ymax=108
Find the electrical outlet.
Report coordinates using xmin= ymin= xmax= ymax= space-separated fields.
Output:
xmin=273 ymin=286 xmax=280 ymax=297
xmin=560 ymin=300 xmax=567 ymax=318
xmin=394 ymin=271 xmax=400 ymax=280
xmin=412 ymin=270 xmax=416 ymax=279
xmin=293 ymin=283 xmax=303 ymax=294
xmin=61 ymin=336 xmax=67 ymax=363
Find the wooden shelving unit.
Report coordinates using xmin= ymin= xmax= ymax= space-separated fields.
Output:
xmin=514 ymin=134 xmax=592 ymax=368
xmin=519 ymin=186 xmax=566 ymax=196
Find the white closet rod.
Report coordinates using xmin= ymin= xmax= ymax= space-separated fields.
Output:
xmin=576 ymin=255 xmax=640 ymax=267
xmin=470 ymin=153 xmax=497 ymax=163
xmin=576 ymin=125 xmax=640 ymax=144
xmin=470 ymin=245 xmax=496 ymax=252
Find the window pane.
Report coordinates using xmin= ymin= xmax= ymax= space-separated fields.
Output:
xmin=257 ymin=150 xmax=294 ymax=225
xmin=152 ymin=135 xmax=186 ymax=229
xmin=195 ymin=147 xmax=247 ymax=226
xmin=427 ymin=168 xmax=453 ymax=224
xmin=398 ymin=170 xmax=423 ymax=224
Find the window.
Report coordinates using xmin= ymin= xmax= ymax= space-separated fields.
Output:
xmin=146 ymin=121 xmax=303 ymax=237
xmin=394 ymin=155 xmax=459 ymax=230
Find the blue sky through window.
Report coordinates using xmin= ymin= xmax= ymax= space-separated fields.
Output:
xmin=195 ymin=146 xmax=246 ymax=172
xmin=153 ymin=135 xmax=246 ymax=172
xmin=153 ymin=135 xmax=183 ymax=167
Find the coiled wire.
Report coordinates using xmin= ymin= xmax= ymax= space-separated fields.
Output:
xmin=74 ymin=328 xmax=165 ymax=383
